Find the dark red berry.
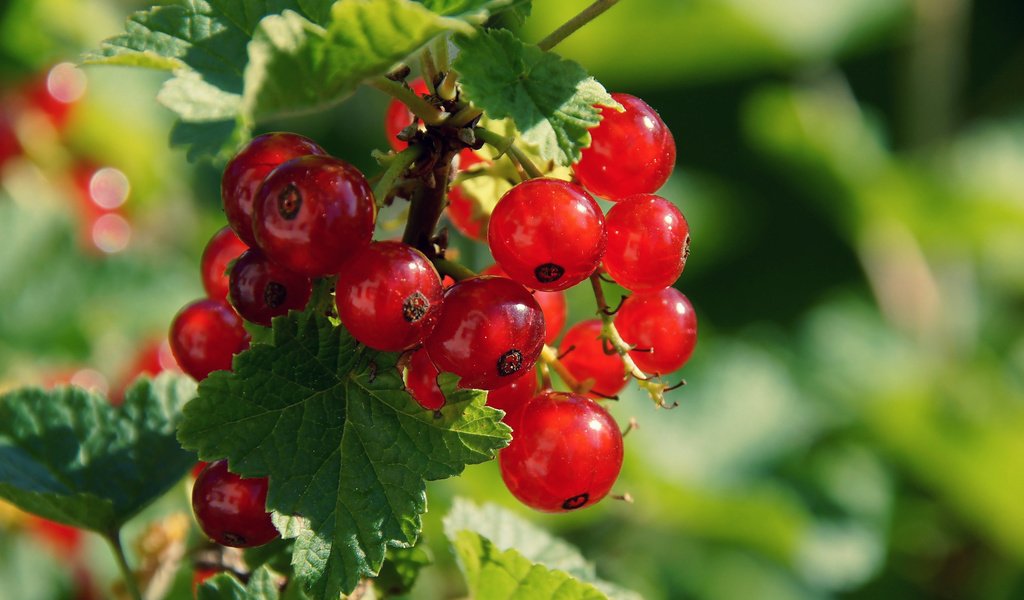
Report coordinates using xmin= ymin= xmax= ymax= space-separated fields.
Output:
xmin=335 ymin=241 xmax=443 ymax=351
xmin=603 ymin=193 xmax=689 ymax=292
xmin=191 ymin=460 xmax=278 ymax=548
xmin=228 ymin=249 xmax=312 ymax=327
xmin=169 ymin=299 xmax=249 ymax=381
xmin=559 ymin=319 xmax=627 ymax=398
xmin=405 ymin=348 xmax=445 ymax=410
xmin=482 ymin=264 xmax=567 ymax=344
xmin=222 ymin=133 xmax=325 ymax=247
xmin=488 ymin=178 xmax=606 ymax=292
xmin=574 ymin=93 xmax=675 ymax=200
xmin=424 ymin=276 xmax=545 ymax=390
xmin=486 ymin=366 xmax=537 ymax=418
xmin=615 ymin=288 xmax=697 ymax=374
xmin=201 ymin=226 xmax=249 ymax=301
xmin=253 ymin=155 xmax=375 ymax=277
xmin=500 ymin=391 xmax=623 ymax=512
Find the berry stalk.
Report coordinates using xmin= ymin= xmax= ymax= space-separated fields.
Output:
xmin=106 ymin=530 xmax=143 ymax=600
xmin=401 ymin=149 xmax=456 ymax=256
xmin=369 ymin=78 xmax=446 ymax=126
xmin=536 ymin=0 xmax=622 ymax=52
xmin=373 ymin=144 xmax=424 ymax=209
xmin=474 ymin=128 xmax=543 ymax=179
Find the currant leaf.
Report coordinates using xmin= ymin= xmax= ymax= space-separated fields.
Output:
xmin=453 ymin=29 xmax=619 ymax=165
xmin=416 ymin=0 xmax=520 ymax=17
xmin=376 ymin=544 xmax=433 ymax=596
xmin=196 ymin=566 xmax=280 ymax=600
xmin=177 ymin=311 xmax=511 ymax=598
xmin=244 ymin=2 xmax=472 ymax=120
xmin=444 ymin=498 xmax=642 ymax=600
xmin=0 ymin=373 xmax=197 ymax=533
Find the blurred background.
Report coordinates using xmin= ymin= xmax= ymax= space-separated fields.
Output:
xmin=0 ymin=0 xmax=1023 ymax=598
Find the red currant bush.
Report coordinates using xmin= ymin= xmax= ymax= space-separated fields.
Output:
xmin=169 ymin=299 xmax=249 ymax=381
xmin=228 ymin=249 xmax=312 ymax=327
xmin=500 ymin=391 xmax=623 ymax=512
xmin=192 ymin=460 xmax=278 ymax=548
xmin=335 ymin=241 xmax=443 ymax=352
xmin=424 ymin=276 xmax=545 ymax=390
xmin=574 ymin=93 xmax=676 ymax=200
xmin=603 ymin=193 xmax=690 ymax=292
xmin=221 ymin=132 xmax=325 ymax=248
xmin=615 ymin=287 xmax=698 ymax=375
xmin=200 ymin=226 xmax=248 ymax=301
xmin=253 ymin=155 xmax=376 ymax=277
xmin=488 ymin=178 xmax=606 ymax=292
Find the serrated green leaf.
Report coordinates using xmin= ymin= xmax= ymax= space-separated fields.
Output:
xmin=454 ymin=29 xmax=617 ymax=165
xmin=0 ymin=373 xmax=197 ymax=533
xmin=243 ymin=1 xmax=472 ymax=120
xmin=417 ymin=0 xmax=519 ymax=17
xmin=178 ymin=311 xmax=511 ymax=598
xmin=444 ymin=499 xmax=642 ymax=600
xmin=197 ymin=566 xmax=280 ymax=600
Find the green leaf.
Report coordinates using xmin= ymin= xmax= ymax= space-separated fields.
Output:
xmin=376 ymin=544 xmax=433 ymax=597
xmin=197 ymin=566 xmax=281 ymax=600
xmin=177 ymin=311 xmax=511 ymax=598
xmin=243 ymin=1 xmax=472 ymax=120
xmin=0 ymin=373 xmax=197 ymax=533
xmin=417 ymin=0 xmax=520 ymax=17
xmin=453 ymin=28 xmax=617 ymax=165
xmin=444 ymin=499 xmax=641 ymax=600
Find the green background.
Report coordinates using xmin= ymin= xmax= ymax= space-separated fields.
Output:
xmin=1 ymin=0 xmax=1023 ymax=598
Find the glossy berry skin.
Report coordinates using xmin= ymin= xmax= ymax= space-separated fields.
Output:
xmin=229 ymin=249 xmax=312 ymax=327
xmin=446 ymin=185 xmax=487 ymax=241
xmin=486 ymin=366 xmax=537 ymax=418
xmin=222 ymin=133 xmax=325 ymax=248
xmin=424 ymin=276 xmax=545 ymax=390
xmin=559 ymin=319 xmax=626 ymax=398
xmin=405 ymin=348 xmax=445 ymax=410
xmin=488 ymin=178 xmax=606 ymax=292
xmin=482 ymin=264 xmax=566 ymax=344
xmin=169 ymin=299 xmax=249 ymax=381
xmin=201 ymin=226 xmax=249 ymax=300
xmin=574 ymin=93 xmax=676 ymax=200
xmin=336 ymin=241 xmax=443 ymax=351
xmin=615 ymin=288 xmax=697 ymax=374
xmin=500 ymin=391 xmax=623 ymax=512
xmin=603 ymin=194 xmax=690 ymax=292
xmin=254 ymin=155 xmax=375 ymax=277
xmin=191 ymin=460 xmax=278 ymax=548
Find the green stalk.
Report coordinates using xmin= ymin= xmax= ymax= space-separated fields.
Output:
xmin=537 ymin=0 xmax=622 ymax=52
xmin=106 ymin=530 xmax=143 ymax=600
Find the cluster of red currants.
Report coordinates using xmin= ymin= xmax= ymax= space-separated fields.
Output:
xmin=174 ymin=86 xmax=694 ymax=552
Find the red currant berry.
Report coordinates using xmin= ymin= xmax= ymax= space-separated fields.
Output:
xmin=574 ymin=93 xmax=675 ymax=200
xmin=222 ymin=133 xmax=325 ymax=248
xmin=405 ymin=348 xmax=445 ymax=410
xmin=486 ymin=365 xmax=537 ymax=417
xmin=482 ymin=264 xmax=566 ymax=344
xmin=201 ymin=226 xmax=248 ymax=301
xmin=603 ymin=193 xmax=690 ymax=292
xmin=191 ymin=460 xmax=278 ymax=548
xmin=488 ymin=178 xmax=606 ymax=291
xmin=500 ymin=391 xmax=623 ymax=512
xmin=424 ymin=276 xmax=545 ymax=390
xmin=228 ymin=249 xmax=312 ymax=327
xmin=615 ymin=288 xmax=697 ymax=374
xmin=384 ymin=79 xmax=430 ymax=152
xmin=253 ymin=155 xmax=375 ymax=277
xmin=169 ymin=299 xmax=249 ymax=381
xmin=335 ymin=241 xmax=443 ymax=351
xmin=446 ymin=185 xmax=487 ymax=241
xmin=559 ymin=319 xmax=627 ymax=398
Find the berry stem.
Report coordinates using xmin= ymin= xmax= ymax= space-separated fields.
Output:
xmin=420 ymin=47 xmax=439 ymax=94
xmin=447 ymin=105 xmax=483 ymax=129
xmin=540 ymin=344 xmax=587 ymax=394
xmin=369 ymin=77 xmax=446 ymax=126
xmin=589 ymin=274 xmax=677 ymax=408
xmin=434 ymin=35 xmax=450 ymax=71
xmin=473 ymin=128 xmax=544 ymax=179
xmin=433 ymin=258 xmax=478 ymax=282
xmin=537 ymin=0 xmax=622 ymax=52
xmin=374 ymin=144 xmax=425 ymax=209
xmin=105 ymin=530 xmax=143 ymax=600
xmin=402 ymin=151 xmax=456 ymax=256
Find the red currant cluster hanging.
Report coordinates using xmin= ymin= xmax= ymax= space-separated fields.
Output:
xmin=169 ymin=78 xmax=694 ymax=544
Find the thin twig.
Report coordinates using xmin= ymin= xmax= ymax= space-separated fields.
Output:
xmin=474 ymin=128 xmax=544 ymax=179
xmin=368 ymin=77 xmax=446 ymax=126
xmin=373 ymin=145 xmax=424 ymax=209
xmin=106 ymin=530 xmax=143 ymax=600
xmin=537 ymin=0 xmax=622 ymax=52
